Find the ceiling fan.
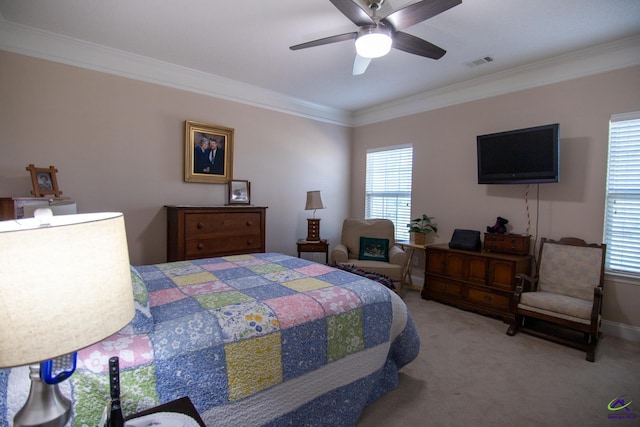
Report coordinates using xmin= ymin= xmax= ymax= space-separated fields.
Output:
xmin=290 ymin=0 xmax=462 ymax=75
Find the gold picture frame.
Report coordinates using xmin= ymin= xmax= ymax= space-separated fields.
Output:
xmin=184 ymin=120 xmax=234 ymax=184
xmin=26 ymin=164 xmax=62 ymax=197
xmin=227 ymin=180 xmax=251 ymax=205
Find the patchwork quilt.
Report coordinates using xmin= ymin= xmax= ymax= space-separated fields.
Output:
xmin=1 ymin=253 xmax=420 ymax=426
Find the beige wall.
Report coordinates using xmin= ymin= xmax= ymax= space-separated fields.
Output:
xmin=0 ymin=51 xmax=350 ymax=265
xmin=352 ymin=66 xmax=640 ymax=327
xmin=2 ymin=49 xmax=639 ymax=329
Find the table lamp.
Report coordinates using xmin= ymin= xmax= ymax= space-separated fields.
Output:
xmin=305 ymin=190 xmax=325 ymax=242
xmin=0 ymin=210 xmax=135 ymax=427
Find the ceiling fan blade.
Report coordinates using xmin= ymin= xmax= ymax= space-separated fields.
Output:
xmin=393 ymin=32 xmax=446 ymax=59
xmin=352 ymin=54 xmax=372 ymax=75
xmin=382 ymin=0 xmax=461 ymax=31
xmin=290 ymin=32 xmax=357 ymax=50
xmin=329 ymin=0 xmax=375 ymax=27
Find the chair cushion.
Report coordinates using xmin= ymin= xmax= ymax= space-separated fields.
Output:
xmin=519 ymin=291 xmax=592 ymax=323
xmin=358 ymin=237 xmax=389 ymax=262
xmin=538 ymin=242 xmax=603 ymax=301
xmin=341 ymin=218 xmax=395 ymax=259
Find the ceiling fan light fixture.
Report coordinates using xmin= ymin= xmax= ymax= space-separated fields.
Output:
xmin=355 ymin=26 xmax=392 ymax=59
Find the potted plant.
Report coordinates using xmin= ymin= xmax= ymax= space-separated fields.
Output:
xmin=407 ymin=214 xmax=438 ymax=245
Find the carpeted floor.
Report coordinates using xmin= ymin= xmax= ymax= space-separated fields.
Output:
xmin=357 ymin=290 xmax=640 ymax=427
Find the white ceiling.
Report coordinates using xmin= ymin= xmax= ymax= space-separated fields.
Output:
xmin=1 ymin=0 xmax=639 ymax=124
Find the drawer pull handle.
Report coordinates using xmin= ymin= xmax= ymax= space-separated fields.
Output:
xmin=246 ymin=221 xmax=253 ymax=226
xmin=197 ymin=222 xmax=205 ymax=229
xmin=483 ymin=295 xmax=492 ymax=302
xmin=197 ymin=243 xmax=204 ymax=250
xmin=246 ymin=239 xmax=254 ymax=245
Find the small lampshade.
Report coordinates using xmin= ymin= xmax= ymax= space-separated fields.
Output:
xmin=305 ymin=191 xmax=325 ymax=211
xmin=355 ymin=26 xmax=392 ymax=59
xmin=0 ymin=212 xmax=134 ymax=368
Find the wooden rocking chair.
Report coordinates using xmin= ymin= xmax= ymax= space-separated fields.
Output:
xmin=506 ymin=237 xmax=605 ymax=362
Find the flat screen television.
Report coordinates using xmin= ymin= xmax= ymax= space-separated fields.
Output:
xmin=477 ymin=123 xmax=560 ymax=184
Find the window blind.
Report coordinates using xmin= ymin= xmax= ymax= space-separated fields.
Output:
xmin=365 ymin=145 xmax=413 ymax=241
xmin=604 ymin=112 xmax=640 ymax=276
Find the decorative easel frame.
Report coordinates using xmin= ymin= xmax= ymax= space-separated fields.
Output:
xmin=27 ymin=164 xmax=62 ymax=197
xmin=227 ymin=180 xmax=251 ymax=205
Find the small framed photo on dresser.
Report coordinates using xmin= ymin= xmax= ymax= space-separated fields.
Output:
xmin=26 ymin=164 xmax=62 ymax=197
xmin=227 ymin=180 xmax=250 ymax=205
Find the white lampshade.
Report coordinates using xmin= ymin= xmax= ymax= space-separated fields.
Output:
xmin=305 ymin=191 xmax=325 ymax=211
xmin=355 ymin=27 xmax=392 ymax=59
xmin=0 ymin=212 xmax=134 ymax=368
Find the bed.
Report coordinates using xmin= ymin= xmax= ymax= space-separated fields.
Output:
xmin=1 ymin=253 xmax=420 ymax=426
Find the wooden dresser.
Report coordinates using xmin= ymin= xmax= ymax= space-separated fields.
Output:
xmin=165 ymin=205 xmax=267 ymax=261
xmin=422 ymin=244 xmax=531 ymax=322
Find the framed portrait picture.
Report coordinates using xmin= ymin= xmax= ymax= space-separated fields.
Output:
xmin=184 ymin=120 xmax=234 ymax=184
xmin=26 ymin=164 xmax=62 ymax=197
xmin=227 ymin=180 xmax=251 ymax=205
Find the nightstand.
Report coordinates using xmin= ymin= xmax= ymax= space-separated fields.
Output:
xmin=297 ymin=239 xmax=329 ymax=264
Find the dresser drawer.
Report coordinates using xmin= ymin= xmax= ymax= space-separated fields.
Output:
xmin=484 ymin=233 xmax=530 ymax=255
xmin=184 ymin=212 xmax=262 ymax=238
xmin=185 ymin=235 xmax=262 ymax=258
xmin=426 ymin=277 xmax=462 ymax=298
xmin=466 ymin=287 xmax=510 ymax=311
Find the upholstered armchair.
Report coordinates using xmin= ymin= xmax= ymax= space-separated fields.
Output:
xmin=331 ymin=218 xmax=408 ymax=288
xmin=506 ymin=237 xmax=606 ymax=362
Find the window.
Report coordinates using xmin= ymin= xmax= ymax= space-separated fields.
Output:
xmin=365 ymin=145 xmax=413 ymax=241
xmin=604 ymin=112 xmax=640 ymax=276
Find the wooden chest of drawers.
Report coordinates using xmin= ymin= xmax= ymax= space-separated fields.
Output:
xmin=422 ymin=244 xmax=532 ymax=322
xmin=166 ymin=205 xmax=267 ymax=261
xmin=483 ymin=233 xmax=531 ymax=255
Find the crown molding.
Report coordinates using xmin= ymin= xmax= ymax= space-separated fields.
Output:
xmin=1 ymin=16 xmax=639 ymax=128
xmin=352 ymin=35 xmax=640 ymax=127
xmin=0 ymin=18 xmax=352 ymax=127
